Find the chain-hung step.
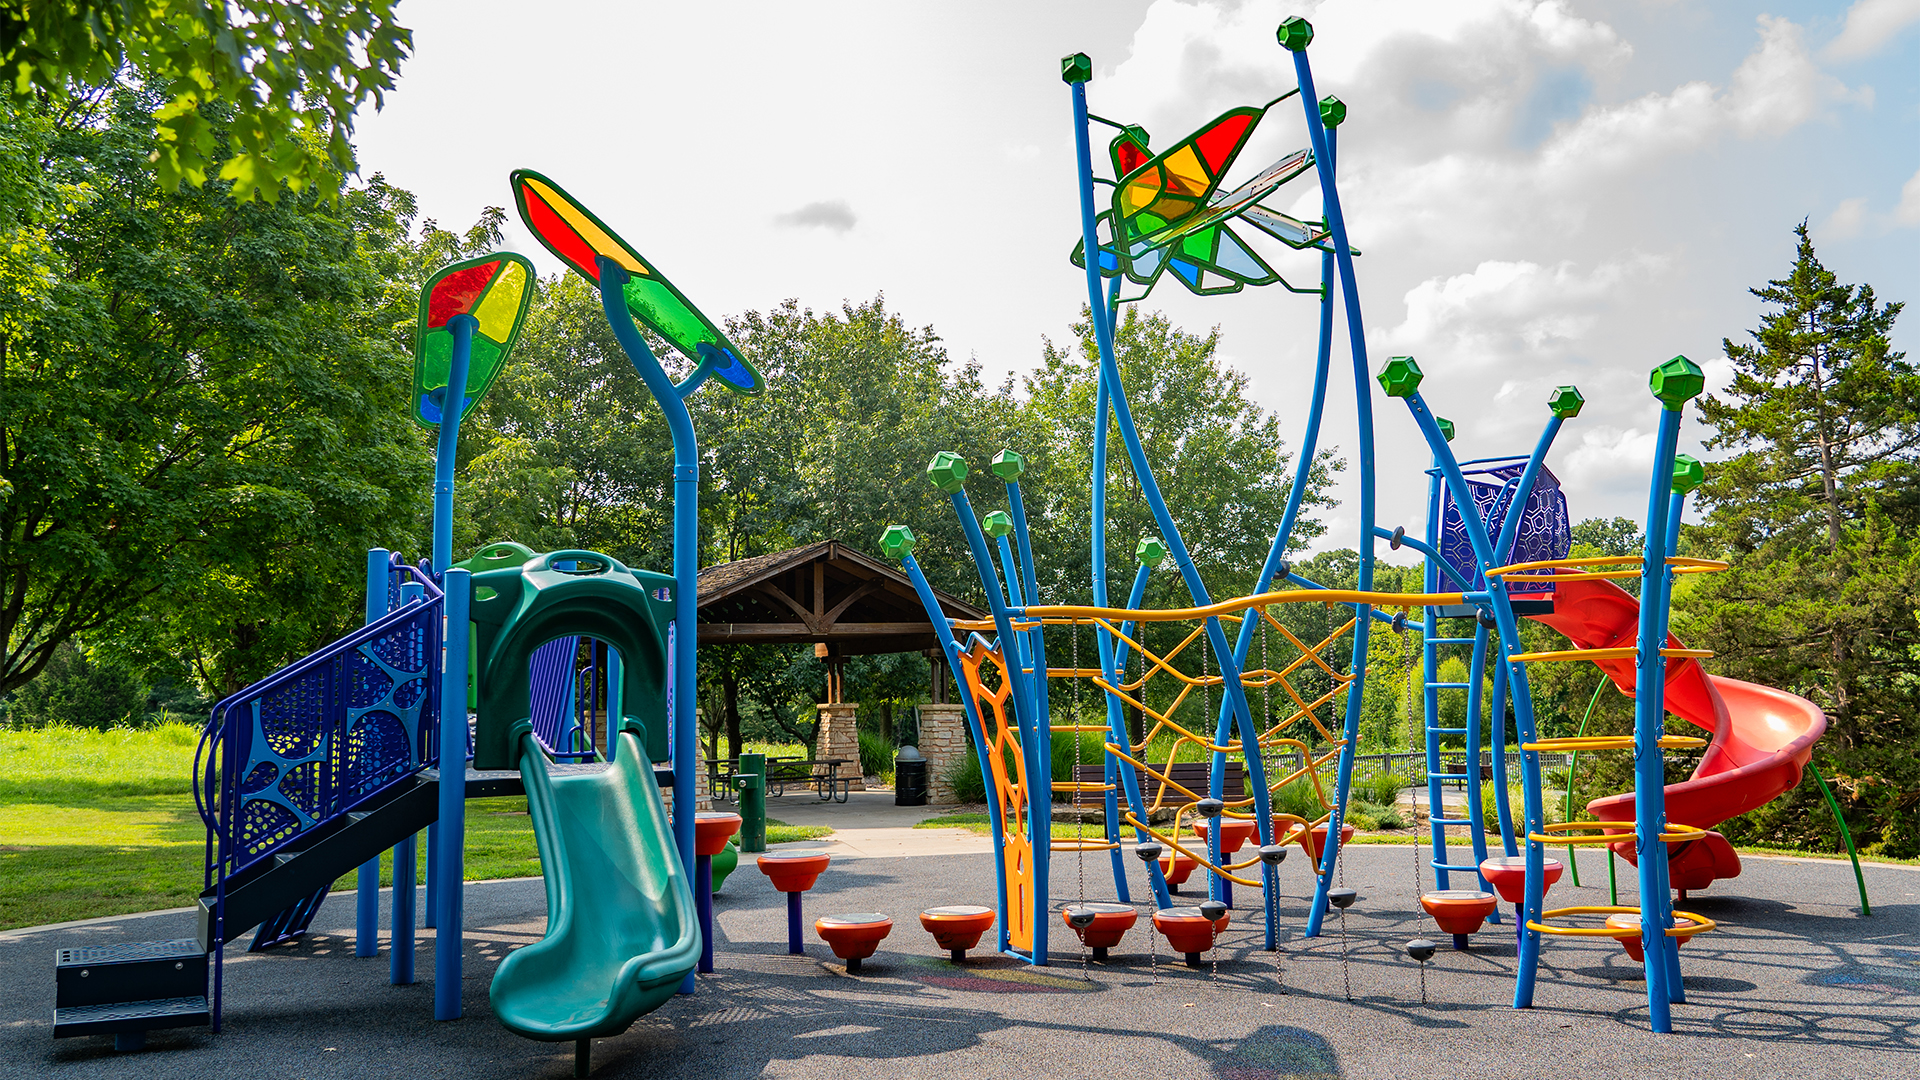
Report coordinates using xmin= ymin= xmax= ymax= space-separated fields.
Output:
xmin=54 ymin=940 xmax=209 ymax=1050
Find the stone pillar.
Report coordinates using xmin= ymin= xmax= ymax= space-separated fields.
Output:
xmin=814 ymin=702 xmax=865 ymax=791
xmin=917 ymin=703 xmax=968 ymax=805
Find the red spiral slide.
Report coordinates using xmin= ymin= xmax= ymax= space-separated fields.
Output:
xmin=1525 ymin=574 xmax=1827 ymax=892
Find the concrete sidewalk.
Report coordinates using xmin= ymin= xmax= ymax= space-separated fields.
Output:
xmin=753 ymin=789 xmax=993 ymax=860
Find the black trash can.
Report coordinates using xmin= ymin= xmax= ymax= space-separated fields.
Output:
xmin=894 ymin=745 xmax=929 ymax=806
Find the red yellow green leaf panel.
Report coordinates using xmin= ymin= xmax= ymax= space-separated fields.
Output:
xmin=509 ymin=168 xmax=764 ymax=396
xmin=412 ymin=252 xmax=535 ymax=428
xmin=1113 ymin=106 xmax=1265 ymax=228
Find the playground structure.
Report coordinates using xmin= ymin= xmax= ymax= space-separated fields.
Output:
xmin=886 ymin=19 xmax=1838 ymax=1034
xmin=45 ymin=12 xmax=1875 ymax=1064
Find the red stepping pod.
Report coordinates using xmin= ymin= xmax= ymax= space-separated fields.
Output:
xmin=1152 ymin=906 xmax=1229 ymax=967
xmin=919 ymin=906 xmax=996 ymax=961
xmin=694 ymin=811 xmax=741 ymax=857
xmin=1478 ymin=855 xmax=1563 ymax=905
xmin=1193 ymin=817 xmax=1258 ymax=854
xmin=1420 ymin=889 xmax=1499 ymax=945
xmin=815 ymin=913 xmax=892 ymax=973
xmin=1060 ymin=902 xmax=1138 ymax=960
xmin=1158 ymin=849 xmax=1200 ymax=890
xmin=1301 ymin=822 xmax=1355 ymax=863
xmin=756 ymin=850 xmax=831 ymax=893
xmin=1605 ymin=912 xmax=1694 ymax=963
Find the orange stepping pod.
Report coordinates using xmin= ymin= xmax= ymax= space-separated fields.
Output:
xmin=815 ymin=913 xmax=893 ymax=973
xmin=1194 ymin=817 xmax=1259 ymax=854
xmin=693 ymin=811 xmax=741 ymax=857
xmin=1420 ymin=889 xmax=1499 ymax=950
xmin=1158 ymin=849 xmax=1201 ymax=891
xmin=1061 ymin=902 xmax=1138 ymax=960
xmin=1605 ymin=912 xmax=1695 ymax=963
xmin=919 ymin=906 xmax=996 ymax=962
xmin=757 ymin=850 xmax=831 ymax=955
xmin=1478 ymin=855 xmax=1563 ymax=905
xmin=1152 ymin=904 xmax=1229 ymax=967
xmin=1301 ymin=822 xmax=1355 ymax=863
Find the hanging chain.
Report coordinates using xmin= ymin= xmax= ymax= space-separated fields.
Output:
xmin=1338 ymin=903 xmax=1353 ymax=1002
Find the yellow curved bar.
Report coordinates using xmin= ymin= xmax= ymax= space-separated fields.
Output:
xmin=1526 ymin=905 xmax=1716 ymax=938
xmin=1509 ymin=646 xmax=1714 ymax=664
xmin=1485 ymin=555 xmax=1729 ymax=578
xmin=1120 ymin=813 xmax=1263 ymax=887
xmin=1051 ymin=839 xmax=1120 ymax=852
xmin=1018 ymin=588 xmax=1464 ymax=624
xmin=1528 ymin=820 xmax=1709 ymax=845
xmin=1521 ymin=735 xmax=1707 ymax=752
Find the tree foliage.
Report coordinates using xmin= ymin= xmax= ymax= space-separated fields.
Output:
xmin=2 ymin=0 xmax=411 ymax=201
xmin=0 ymin=88 xmax=431 ymax=696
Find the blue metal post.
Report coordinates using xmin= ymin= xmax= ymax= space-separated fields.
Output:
xmin=424 ymin=314 xmax=475 ymax=934
xmin=357 ymin=548 xmax=390 ymax=958
xmin=434 ymin=567 xmax=471 ymax=1020
xmin=1284 ymin=44 xmax=1378 ymax=939
xmin=595 ymin=260 xmax=702 ymax=994
xmin=1635 ymin=404 xmax=1686 ymax=1029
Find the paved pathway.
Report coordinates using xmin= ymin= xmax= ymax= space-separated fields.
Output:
xmin=754 ymin=789 xmax=993 ymax=860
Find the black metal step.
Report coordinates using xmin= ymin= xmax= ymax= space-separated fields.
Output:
xmin=53 ymin=996 xmax=209 ymax=1039
xmin=198 ymin=778 xmax=439 ymax=950
xmin=55 ymin=940 xmax=207 ymax=1010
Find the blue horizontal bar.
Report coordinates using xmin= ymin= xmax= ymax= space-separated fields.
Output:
xmin=1431 ymin=861 xmax=1485 ymax=873
xmin=1428 ymin=772 xmax=1470 ymax=780
xmin=1430 ymin=816 xmax=1475 ymax=826
xmin=1428 ymin=727 xmax=1468 ymax=735
xmin=1426 ymin=638 xmax=1474 ymax=645
xmin=1427 ymin=682 xmax=1470 ymax=689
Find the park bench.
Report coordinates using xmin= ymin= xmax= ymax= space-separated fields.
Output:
xmin=1072 ymin=761 xmax=1244 ymax=807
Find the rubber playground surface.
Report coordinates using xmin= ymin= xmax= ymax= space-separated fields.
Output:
xmin=4 ymin=844 xmax=1912 ymax=1080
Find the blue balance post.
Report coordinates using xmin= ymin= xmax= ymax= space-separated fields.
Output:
xmin=787 ymin=892 xmax=805 ymax=955
xmin=434 ymin=567 xmax=472 ymax=1020
xmin=697 ymin=853 xmax=714 ymax=972
xmin=358 ymin=547 xmax=390 ymax=958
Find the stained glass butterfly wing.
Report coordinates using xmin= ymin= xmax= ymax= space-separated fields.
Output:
xmin=412 ymin=252 xmax=536 ymax=428
xmin=510 ymin=169 xmax=763 ymax=395
xmin=1111 ymin=106 xmax=1266 ymax=249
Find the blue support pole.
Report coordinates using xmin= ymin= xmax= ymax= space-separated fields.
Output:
xmin=595 ymin=260 xmax=702 ymax=994
xmin=1635 ymin=405 xmax=1687 ymax=1029
xmin=424 ymin=314 xmax=475 ymax=934
xmin=434 ymin=568 xmax=471 ymax=1020
xmin=358 ymin=548 xmax=390 ymax=958
xmin=1284 ymin=42 xmax=1378 ymax=940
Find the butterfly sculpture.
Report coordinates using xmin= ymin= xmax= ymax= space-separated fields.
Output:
xmin=1072 ymin=98 xmax=1335 ymax=300
xmin=511 ymin=169 xmax=763 ymax=395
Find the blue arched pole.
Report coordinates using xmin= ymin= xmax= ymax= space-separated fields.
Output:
xmin=429 ymin=313 xmax=475 ymax=1016
xmin=1284 ymin=29 xmax=1379 ymax=939
xmin=595 ymin=259 xmax=702 ymax=995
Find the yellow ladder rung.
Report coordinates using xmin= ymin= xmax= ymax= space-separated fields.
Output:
xmin=1049 ymin=724 xmax=1114 ymax=732
xmin=1051 ymin=839 xmax=1120 ymax=851
xmin=1509 ymin=647 xmax=1715 ymax=663
xmin=1051 ymin=782 xmax=1115 ymax=792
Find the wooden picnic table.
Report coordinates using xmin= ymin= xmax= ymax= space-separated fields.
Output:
xmin=709 ymin=755 xmax=850 ymax=802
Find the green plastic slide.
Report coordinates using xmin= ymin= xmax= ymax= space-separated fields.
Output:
xmin=490 ymin=730 xmax=699 ymax=1041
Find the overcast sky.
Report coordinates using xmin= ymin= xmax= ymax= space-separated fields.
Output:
xmin=355 ymin=0 xmax=1920 ymax=561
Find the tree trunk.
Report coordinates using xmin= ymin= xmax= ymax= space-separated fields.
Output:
xmin=723 ymin=665 xmax=742 ymax=762
xmin=880 ymin=700 xmax=892 ymax=741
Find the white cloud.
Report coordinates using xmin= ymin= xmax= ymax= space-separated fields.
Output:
xmin=1561 ymin=425 xmax=1663 ymax=501
xmin=1725 ymin=15 xmax=1872 ymax=135
xmin=1821 ymin=197 xmax=1870 ymax=238
xmin=1897 ymin=167 xmax=1920 ymax=226
xmin=1383 ymin=256 xmax=1668 ymax=370
xmin=1823 ymin=0 xmax=1920 ymax=61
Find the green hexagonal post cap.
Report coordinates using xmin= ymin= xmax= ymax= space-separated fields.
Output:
xmin=1376 ymin=356 xmax=1423 ymax=398
xmin=1649 ymin=355 xmax=1705 ymax=408
xmin=1436 ymin=416 xmax=1456 ymax=443
xmin=990 ymin=448 xmax=1028 ymax=481
xmin=1319 ymin=96 xmax=1347 ymax=128
xmin=1671 ymin=454 xmax=1706 ymax=496
xmin=1062 ymin=53 xmax=1092 ymax=84
xmin=1277 ymin=16 xmax=1314 ymax=51
xmin=1136 ymin=535 xmax=1168 ymax=568
xmin=880 ymin=525 xmax=916 ymax=559
xmin=982 ymin=510 xmax=1014 ymax=539
xmin=1548 ymin=385 xmax=1585 ymax=419
xmin=927 ymin=451 xmax=967 ymax=494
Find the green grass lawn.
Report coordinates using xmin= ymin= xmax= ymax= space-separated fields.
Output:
xmin=0 ymin=724 xmax=829 ymax=931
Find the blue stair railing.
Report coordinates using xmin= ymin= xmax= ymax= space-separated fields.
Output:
xmin=195 ymin=556 xmax=444 ymax=1018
